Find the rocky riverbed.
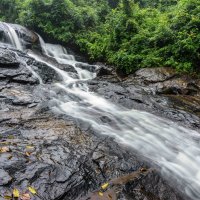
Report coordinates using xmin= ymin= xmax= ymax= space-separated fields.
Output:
xmin=0 ymin=24 xmax=200 ymax=200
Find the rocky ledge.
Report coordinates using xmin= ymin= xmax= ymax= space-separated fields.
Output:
xmin=0 ymin=47 xmax=198 ymax=200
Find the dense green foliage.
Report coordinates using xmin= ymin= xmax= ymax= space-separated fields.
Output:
xmin=0 ymin=0 xmax=199 ymax=73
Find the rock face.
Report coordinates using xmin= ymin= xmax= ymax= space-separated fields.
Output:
xmin=0 ymin=46 xmax=189 ymax=200
xmin=135 ymin=67 xmax=199 ymax=95
xmin=135 ymin=67 xmax=177 ymax=83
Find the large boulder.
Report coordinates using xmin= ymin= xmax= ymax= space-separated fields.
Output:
xmin=153 ymin=77 xmax=199 ymax=95
xmin=135 ymin=67 xmax=177 ymax=83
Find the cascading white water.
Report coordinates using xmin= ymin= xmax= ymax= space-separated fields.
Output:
xmin=2 ymin=23 xmax=23 ymax=51
xmin=37 ymin=36 xmax=96 ymax=80
xmin=37 ymin=35 xmax=75 ymax=62
xmin=37 ymin=34 xmax=48 ymax=55
xmin=0 ymin=23 xmax=200 ymax=200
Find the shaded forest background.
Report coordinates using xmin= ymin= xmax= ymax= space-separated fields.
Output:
xmin=0 ymin=0 xmax=199 ymax=73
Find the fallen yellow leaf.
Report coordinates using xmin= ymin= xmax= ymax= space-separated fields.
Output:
xmin=101 ymin=182 xmax=109 ymax=190
xmin=13 ymin=188 xmax=20 ymax=198
xmin=28 ymin=187 xmax=37 ymax=195
xmin=26 ymin=146 xmax=34 ymax=149
xmin=98 ymin=192 xmax=104 ymax=197
xmin=25 ymin=152 xmax=31 ymax=157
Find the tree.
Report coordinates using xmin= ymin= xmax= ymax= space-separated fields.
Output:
xmin=122 ymin=0 xmax=131 ymax=16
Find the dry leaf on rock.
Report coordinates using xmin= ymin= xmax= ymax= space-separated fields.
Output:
xmin=25 ymin=152 xmax=31 ymax=157
xmin=13 ymin=188 xmax=20 ymax=198
xmin=101 ymin=183 xmax=109 ymax=190
xmin=26 ymin=146 xmax=34 ymax=149
xmin=28 ymin=187 xmax=37 ymax=195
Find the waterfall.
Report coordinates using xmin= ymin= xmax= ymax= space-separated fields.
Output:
xmin=37 ymin=34 xmax=48 ymax=55
xmin=2 ymin=22 xmax=23 ymax=51
xmin=0 ymin=22 xmax=200 ymax=200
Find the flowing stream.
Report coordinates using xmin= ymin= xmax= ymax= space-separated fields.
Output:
xmin=1 ymin=23 xmax=200 ymax=200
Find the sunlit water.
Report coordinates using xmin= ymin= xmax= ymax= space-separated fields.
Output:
xmin=1 ymin=22 xmax=200 ymax=200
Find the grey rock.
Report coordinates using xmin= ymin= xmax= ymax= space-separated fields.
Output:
xmin=135 ymin=67 xmax=177 ymax=83
xmin=0 ymin=169 xmax=12 ymax=186
xmin=0 ymin=48 xmax=19 ymax=67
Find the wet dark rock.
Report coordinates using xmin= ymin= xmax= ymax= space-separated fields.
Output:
xmin=29 ymin=59 xmax=62 ymax=83
xmin=60 ymin=64 xmax=77 ymax=73
xmin=0 ymin=108 xmax=185 ymax=200
xmin=124 ymin=170 xmax=182 ymax=200
xmin=0 ymin=117 xmax=11 ymax=124
xmin=116 ymin=67 xmax=129 ymax=79
xmin=0 ymin=48 xmax=62 ymax=84
xmin=27 ymin=50 xmax=78 ymax=80
xmin=95 ymin=63 xmax=114 ymax=77
xmin=0 ymin=48 xmax=40 ymax=85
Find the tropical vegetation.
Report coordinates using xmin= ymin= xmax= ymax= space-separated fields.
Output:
xmin=0 ymin=0 xmax=199 ymax=73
